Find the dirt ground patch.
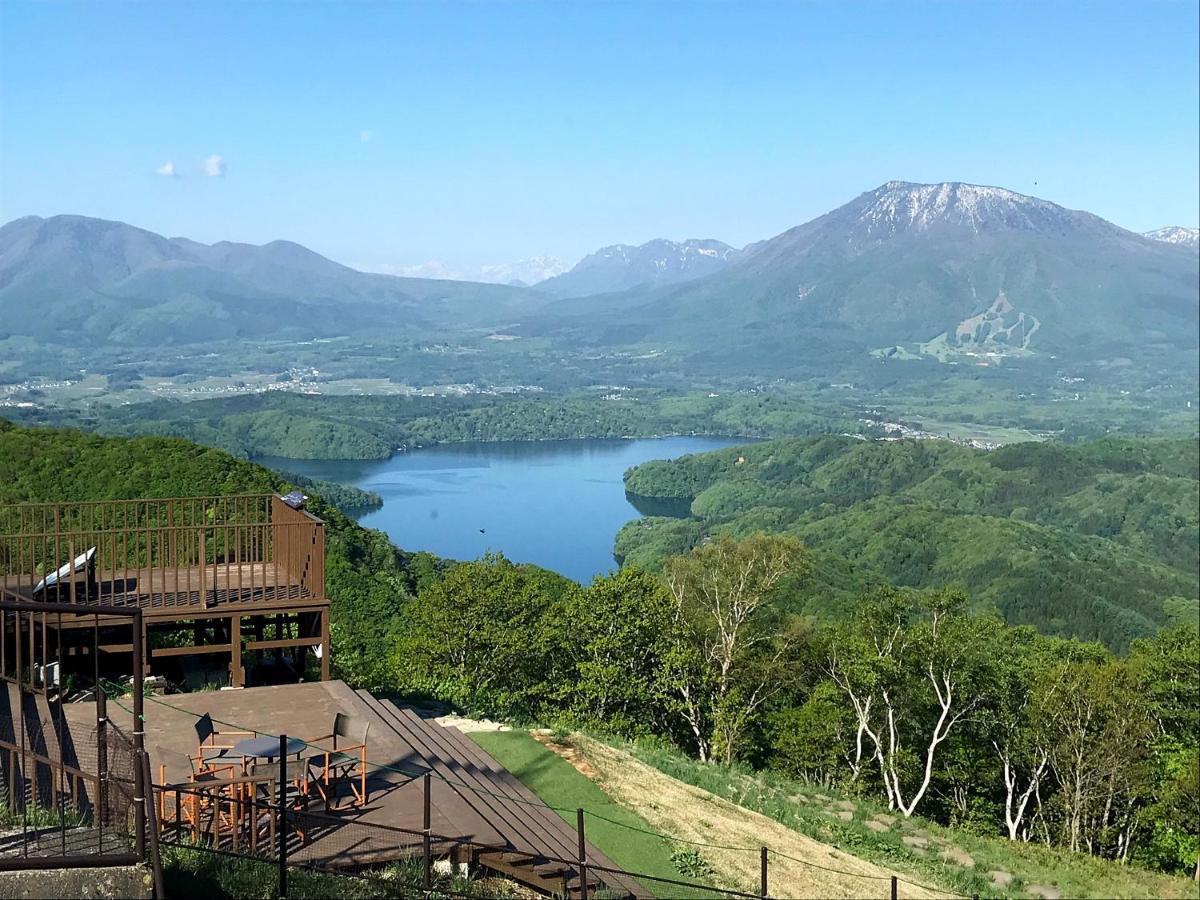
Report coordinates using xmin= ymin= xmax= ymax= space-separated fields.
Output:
xmin=565 ymin=735 xmax=943 ymax=900
xmin=530 ymin=729 xmax=602 ymax=780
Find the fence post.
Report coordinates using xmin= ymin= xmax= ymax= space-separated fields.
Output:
xmin=96 ymin=687 xmax=108 ymax=831
xmin=890 ymin=874 xmax=898 ymax=900
xmin=423 ymin=772 xmax=432 ymax=891
xmin=140 ymin=750 xmax=165 ymax=899
xmin=278 ymin=734 xmax=288 ymax=899
xmin=760 ymin=846 xmax=768 ymax=898
xmin=577 ymin=808 xmax=588 ymax=900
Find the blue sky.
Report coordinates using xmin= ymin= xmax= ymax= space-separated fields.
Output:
xmin=2 ymin=1 xmax=1197 ymax=272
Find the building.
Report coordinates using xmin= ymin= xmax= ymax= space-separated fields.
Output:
xmin=0 ymin=494 xmax=330 ymax=690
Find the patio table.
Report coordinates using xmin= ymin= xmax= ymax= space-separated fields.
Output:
xmin=234 ymin=735 xmax=308 ymax=760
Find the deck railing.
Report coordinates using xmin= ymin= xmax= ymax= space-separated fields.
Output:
xmin=0 ymin=495 xmax=325 ymax=609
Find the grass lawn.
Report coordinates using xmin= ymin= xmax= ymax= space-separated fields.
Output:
xmin=470 ymin=730 xmax=710 ymax=898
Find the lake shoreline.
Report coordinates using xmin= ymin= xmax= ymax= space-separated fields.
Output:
xmin=257 ymin=436 xmax=747 ymax=582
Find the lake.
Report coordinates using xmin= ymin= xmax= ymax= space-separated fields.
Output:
xmin=262 ymin=436 xmax=745 ymax=582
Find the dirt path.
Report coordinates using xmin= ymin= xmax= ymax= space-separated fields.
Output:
xmin=548 ymin=734 xmax=944 ymax=900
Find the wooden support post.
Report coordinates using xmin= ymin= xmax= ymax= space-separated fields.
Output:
xmin=278 ymin=734 xmax=288 ymax=899
xmin=423 ymin=772 xmax=432 ymax=890
xmin=230 ymin=614 xmax=242 ymax=688
xmin=577 ymin=807 xmax=588 ymax=900
xmin=319 ymin=607 xmax=330 ymax=681
xmin=199 ymin=530 xmax=208 ymax=607
xmin=890 ymin=874 xmax=898 ymax=900
xmin=132 ymin=614 xmax=146 ymax=862
xmin=760 ymin=846 xmax=768 ymax=898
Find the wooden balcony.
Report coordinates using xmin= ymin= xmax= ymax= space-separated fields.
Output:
xmin=0 ymin=495 xmax=330 ymax=687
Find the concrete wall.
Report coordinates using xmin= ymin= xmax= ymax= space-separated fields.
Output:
xmin=0 ymin=864 xmax=152 ymax=899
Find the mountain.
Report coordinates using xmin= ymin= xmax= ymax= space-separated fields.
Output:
xmin=538 ymin=238 xmax=741 ymax=297
xmin=1144 ymin=226 xmax=1200 ymax=251
xmin=478 ymin=256 xmax=567 ymax=286
xmin=0 ymin=215 xmax=549 ymax=346
xmin=368 ymin=256 xmax=566 ymax=285
xmin=618 ymin=434 xmax=1200 ymax=648
xmin=536 ymin=182 xmax=1199 ymax=374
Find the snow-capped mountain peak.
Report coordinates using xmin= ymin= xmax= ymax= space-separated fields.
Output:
xmin=1143 ymin=226 xmax=1200 ymax=251
xmin=856 ymin=181 xmax=1069 ymax=237
xmin=539 ymin=237 xmax=740 ymax=297
xmin=478 ymin=256 xmax=567 ymax=286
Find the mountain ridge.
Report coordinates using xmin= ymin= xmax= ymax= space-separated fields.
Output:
xmin=1144 ymin=225 xmax=1200 ymax=250
xmin=530 ymin=181 xmax=1199 ymax=375
xmin=0 ymin=214 xmax=551 ymax=344
xmin=538 ymin=237 xmax=742 ymax=297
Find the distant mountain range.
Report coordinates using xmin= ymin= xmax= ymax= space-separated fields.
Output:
xmin=531 ymin=181 xmax=1199 ymax=373
xmin=0 ymin=215 xmax=548 ymax=344
xmin=538 ymin=238 xmax=742 ymax=297
xmin=373 ymin=256 xmax=567 ymax=286
xmin=2 ymin=184 xmax=1196 ymax=381
xmin=1143 ymin=226 xmax=1200 ymax=251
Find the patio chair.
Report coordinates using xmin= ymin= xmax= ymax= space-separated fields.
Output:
xmin=246 ymin=759 xmax=311 ymax=848
xmin=304 ymin=712 xmax=370 ymax=809
xmin=194 ymin=712 xmax=254 ymax=768
xmin=155 ymin=745 xmax=239 ymax=841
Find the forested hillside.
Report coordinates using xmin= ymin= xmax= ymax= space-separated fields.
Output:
xmin=618 ymin=436 xmax=1200 ymax=649
xmin=12 ymin=391 xmax=860 ymax=459
xmin=2 ymin=418 xmax=1196 ymax=883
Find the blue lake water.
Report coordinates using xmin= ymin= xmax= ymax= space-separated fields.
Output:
xmin=261 ymin=436 xmax=745 ymax=582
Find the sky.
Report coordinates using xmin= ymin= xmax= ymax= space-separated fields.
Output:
xmin=1 ymin=1 xmax=1198 ymax=274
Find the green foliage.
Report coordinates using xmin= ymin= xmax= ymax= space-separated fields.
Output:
xmin=4 ymin=417 xmax=1195 ymax=882
xmin=562 ymin=568 xmax=676 ymax=736
xmin=669 ymin=847 xmax=715 ymax=879
xmin=161 ymin=845 xmax=515 ymax=899
xmin=624 ymin=736 xmax=1199 ymax=900
xmin=273 ymin=470 xmax=382 ymax=513
xmin=393 ymin=554 xmax=572 ymax=718
xmin=0 ymin=418 xmax=428 ymax=693
xmin=620 ymin=434 xmax=1199 ymax=648
xmin=24 ymin=390 xmax=859 ymax=460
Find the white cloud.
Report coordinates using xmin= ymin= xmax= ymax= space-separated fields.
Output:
xmin=202 ymin=154 xmax=227 ymax=177
xmin=352 ymin=260 xmax=465 ymax=280
xmin=154 ymin=161 xmax=179 ymax=178
xmin=360 ymin=129 xmax=375 ymax=143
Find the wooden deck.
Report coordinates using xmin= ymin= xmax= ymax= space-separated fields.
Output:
xmin=1 ymin=562 xmax=323 ymax=622
xmin=45 ymin=681 xmax=644 ymax=897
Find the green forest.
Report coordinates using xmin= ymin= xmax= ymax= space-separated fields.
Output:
xmin=9 ymin=390 xmax=864 ymax=459
xmin=1 ymin=419 xmax=1196 ymax=881
xmin=617 ymin=435 xmax=1199 ymax=650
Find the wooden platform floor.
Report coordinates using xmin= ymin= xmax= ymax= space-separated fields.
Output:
xmin=1 ymin=562 xmax=320 ymax=618
xmin=41 ymin=681 xmax=643 ymax=896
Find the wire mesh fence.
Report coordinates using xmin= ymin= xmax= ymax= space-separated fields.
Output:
xmin=0 ymin=597 xmax=147 ymax=870
xmin=147 ymin=779 xmax=962 ymax=899
xmin=0 ymin=694 xmax=140 ymax=863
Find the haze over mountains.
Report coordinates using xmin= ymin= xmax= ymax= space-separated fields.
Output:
xmin=2 ymin=182 xmax=1196 ymax=381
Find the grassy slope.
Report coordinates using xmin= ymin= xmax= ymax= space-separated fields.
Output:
xmin=473 ymin=731 xmax=952 ymax=900
xmin=619 ymin=738 xmax=1197 ymax=900
xmin=468 ymin=730 xmax=696 ymax=897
